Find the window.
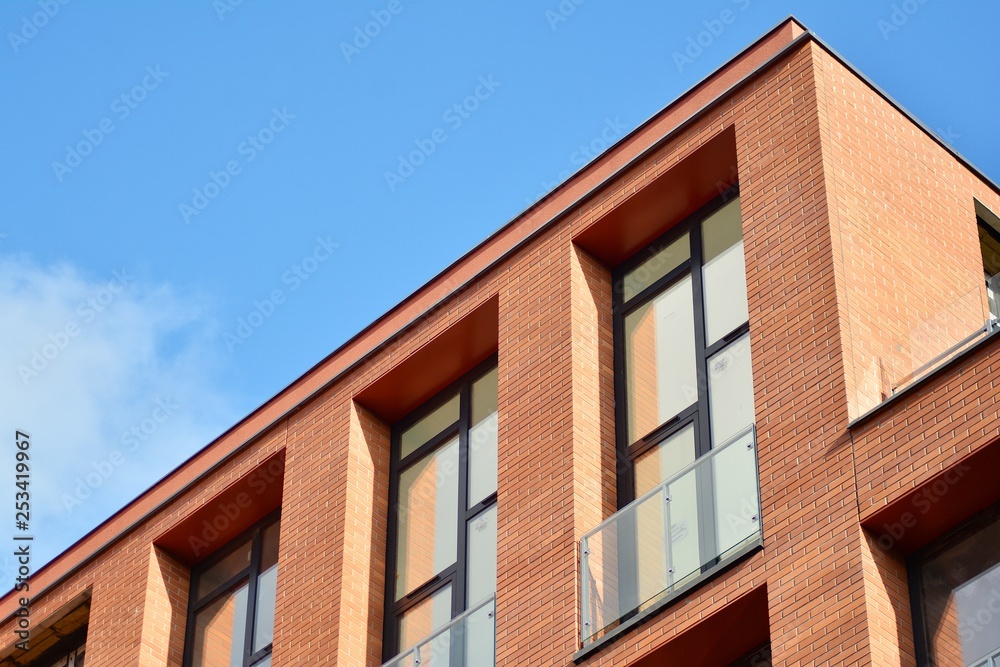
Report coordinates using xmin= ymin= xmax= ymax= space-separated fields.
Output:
xmin=383 ymin=359 xmax=498 ymax=662
xmin=615 ymin=194 xmax=754 ymax=503
xmin=978 ymin=213 xmax=1000 ymax=320
xmin=910 ymin=502 xmax=1000 ymax=667
xmin=184 ymin=512 xmax=280 ymax=667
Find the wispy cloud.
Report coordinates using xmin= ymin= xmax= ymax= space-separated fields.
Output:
xmin=0 ymin=255 xmax=239 ymax=569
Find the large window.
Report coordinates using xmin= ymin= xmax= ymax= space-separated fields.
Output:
xmin=383 ymin=359 xmax=498 ymax=661
xmin=910 ymin=502 xmax=1000 ymax=667
xmin=184 ymin=512 xmax=280 ymax=667
xmin=615 ymin=194 xmax=754 ymax=503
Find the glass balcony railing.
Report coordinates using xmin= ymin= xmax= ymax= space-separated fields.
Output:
xmin=891 ymin=283 xmax=1000 ymax=393
xmin=580 ymin=426 xmax=761 ymax=645
xmin=381 ymin=595 xmax=495 ymax=667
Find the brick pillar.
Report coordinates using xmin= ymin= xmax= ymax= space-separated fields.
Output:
xmin=495 ymin=234 xmax=579 ymax=666
xmin=334 ymin=403 xmax=389 ymax=666
xmin=138 ymin=545 xmax=189 ymax=667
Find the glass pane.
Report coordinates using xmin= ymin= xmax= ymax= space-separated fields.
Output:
xmin=260 ymin=520 xmax=280 ymax=570
xmin=622 ymin=232 xmax=690 ymax=301
xmin=467 ymin=504 xmax=497 ymax=606
xmin=633 ymin=425 xmax=696 ymax=497
xmin=702 ymin=198 xmax=748 ymax=345
xmin=708 ymin=334 xmax=755 ymax=447
xmin=920 ymin=511 xmax=1000 ymax=665
xmin=631 ymin=427 xmax=700 ymax=615
xmin=250 ymin=655 xmax=271 ymax=667
xmin=395 ymin=438 xmax=460 ymax=599
xmin=463 ymin=599 xmax=496 ymax=667
xmin=399 ymin=585 xmax=452 ymax=652
xmin=624 ymin=274 xmax=696 ymax=443
xmin=401 ymin=393 xmax=460 ymax=459
xmin=191 ymin=582 xmax=248 ymax=667
xmin=581 ymin=432 xmax=762 ymax=645
xmin=468 ymin=367 xmax=498 ymax=508
xmin=662 ymin=461 xmax=701 ymax=588
xmin=196 ymin=539 xmax=252 ymax=600
xmin=253 ymin=564 xmax=277 ymax=652
xmin=713 ymin=428 xmax=759 ymax=556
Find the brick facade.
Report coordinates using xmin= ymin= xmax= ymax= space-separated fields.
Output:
xmin=3 ymin=18 xmax=998 ymax=667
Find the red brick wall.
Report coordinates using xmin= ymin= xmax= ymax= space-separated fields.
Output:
xmin=812 ymin=48 xmax=1000 ymax=420
xmin=139 ymin=546 xmax=189 ymax=666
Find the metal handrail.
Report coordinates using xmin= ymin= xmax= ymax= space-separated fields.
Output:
xmin=381 ymin=594 xmax=495 ymax=667
xmin=581 ymin=424 xmax=756 ymax=543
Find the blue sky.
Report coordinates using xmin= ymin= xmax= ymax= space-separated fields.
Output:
xmin=2 ymin=0 xmax=998 ymax=573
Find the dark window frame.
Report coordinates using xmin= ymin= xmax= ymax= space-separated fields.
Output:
xmin=382 ymin=355 xmax=499 ymax=662
xmin=907 ymin=499 xmax=1000 ymax=667
xmin=182 ymin=508 xmax=281 ymax=667
xmin=612 ymin=189 xmax=748 ymax=506
xmin=610 ymin=190 xmax=752 ymax=620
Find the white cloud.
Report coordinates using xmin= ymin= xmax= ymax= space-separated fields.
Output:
xmin=0 ymin=255 xmax=240 ymax=571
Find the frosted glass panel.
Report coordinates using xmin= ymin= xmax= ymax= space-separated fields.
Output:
xmin=702 ymin=198 xmax=748 ymax=345
xmin=468 ymin=367 xmax=498 ymax=508
xmin=708 ymin=334 xmax=755 ymax=446
xmin=467 ymin=505 xmax=497 ymax=606
xmin=712 ymin=433 xmax=760 ymax=556
xmin=253 ymin=564 xmax=277 ymax=652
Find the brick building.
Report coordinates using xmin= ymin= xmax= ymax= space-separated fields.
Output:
xmin=4 ymin=17 xmax=1000 ymax=667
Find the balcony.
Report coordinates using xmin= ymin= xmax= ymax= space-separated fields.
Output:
xmin=580 ymin=426 xmax=762 ymax=647
xmin=890 ymin=281 xmax=1000 ymax=394
xmin=381 ymin=595 xmax=495 ymax=667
